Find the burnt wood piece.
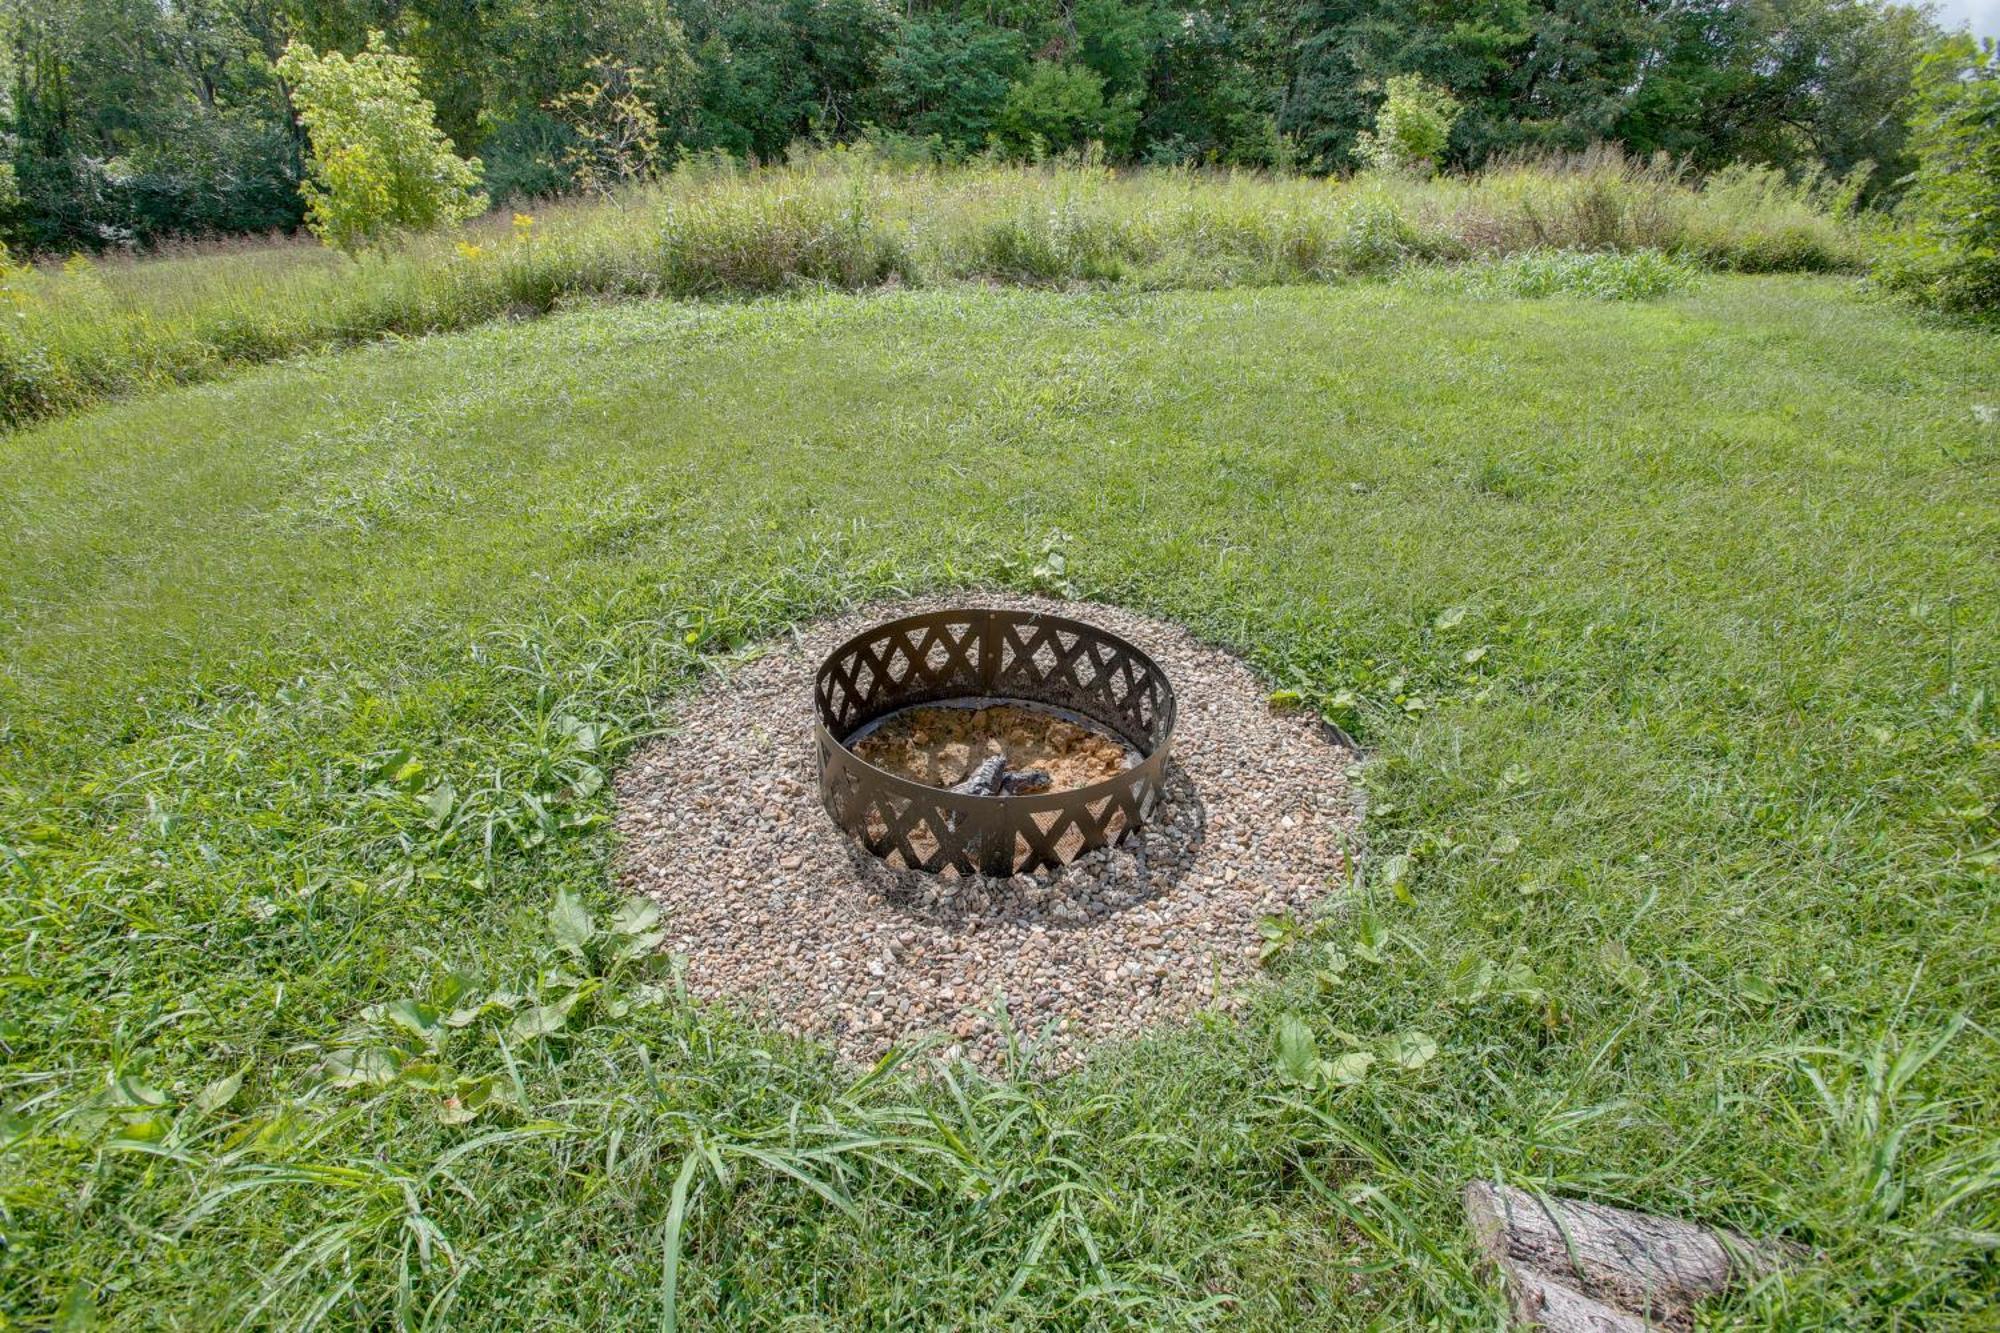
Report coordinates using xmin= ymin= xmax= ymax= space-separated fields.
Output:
xmin=949 ymin=756 xmax=1053 ymax=797
xmin=999 ymin=767 xmax=1052 ymax=795
xmin=950 ymin=756 xmax=1007 ymax=796
xmin=1464 ymin=1182 xmax=1795 ymax=1331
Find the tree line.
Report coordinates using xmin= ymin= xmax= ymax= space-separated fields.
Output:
xmin=0 ymin=0 xmax=1971 ymax=252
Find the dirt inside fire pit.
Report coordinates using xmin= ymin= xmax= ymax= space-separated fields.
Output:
xmin=850 ymin=703 xmax=1133 ymax=792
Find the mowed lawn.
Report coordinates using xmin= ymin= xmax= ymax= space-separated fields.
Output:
xmin=2 ymin=277 xmax=1997 ymax=1327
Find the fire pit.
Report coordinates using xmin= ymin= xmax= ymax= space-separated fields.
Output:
xmin=616 ymin=593 xmax=1361 ymax=1069
xmin=815 ymin=608 xmax=1176 ymax=876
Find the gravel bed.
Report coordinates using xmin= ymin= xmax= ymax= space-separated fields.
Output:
xmin=612 ymin=594 xmax=1362 ymax=1072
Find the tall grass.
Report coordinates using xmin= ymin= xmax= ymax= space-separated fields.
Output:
xmin=0 ymin=146 xmax=1870 ymax=430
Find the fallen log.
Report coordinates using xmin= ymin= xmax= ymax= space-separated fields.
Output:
xmin=1464 ymin=1182 xmax=1796 ymax=1331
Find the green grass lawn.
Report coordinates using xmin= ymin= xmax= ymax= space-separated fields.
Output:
xmin=2 ymin=275 xmax=1997 ymax=1327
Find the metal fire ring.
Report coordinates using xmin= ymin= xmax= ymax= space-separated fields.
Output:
xmin=815 ymin=607 xmax=1177 ymax=878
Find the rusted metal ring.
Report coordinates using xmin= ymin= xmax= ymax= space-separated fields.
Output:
xmin=815 ymin=607 xmax=1177 ymax=877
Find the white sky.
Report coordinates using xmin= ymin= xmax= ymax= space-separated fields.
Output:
xmin=1932 ymin=0 xmax=2000 ymax=38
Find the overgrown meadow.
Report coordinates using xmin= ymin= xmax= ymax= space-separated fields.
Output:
xmin=0 ymin=148 xmax=1867 ymax=431
xmin=2 ymin=269 xmax=1996 ymax=1326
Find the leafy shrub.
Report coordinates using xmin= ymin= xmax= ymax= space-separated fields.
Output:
xmin=1683 ymin=163 xmax=1867 ymax=272
xmin=1876 ymin=38 xmax=2000 ymax=315
xmin=995 ymin=63 xmax=1140 ymax=160
xmin=276 ymin=33 xmax=489 ymax=255
xmin=550 ymin=53 xmax=698 ymax=199
xmin=1355 ymin=75 xmax=1463 ymax=176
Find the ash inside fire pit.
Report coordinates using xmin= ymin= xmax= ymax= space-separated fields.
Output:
xmin=850 ymin=702 xmax=1134 ymax=795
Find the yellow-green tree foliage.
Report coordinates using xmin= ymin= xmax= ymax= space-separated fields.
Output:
xmin=276 ymin=33 xmax=487 ymax=254
xmin=1355 ymin=75 xmax=1462 ymax=176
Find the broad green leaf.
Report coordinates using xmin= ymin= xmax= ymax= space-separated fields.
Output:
xmin=626 ymin=982 xmax=672 ymax=1010
xmin=1379 ymin=853 xmax=1410 ymax=890
xmin=111 ymin=1114 xmax=172 ymax=1145
xmin=1354 ymin=910 xmax=1389 ymax=964
xmin=53 ymin=1282 xmax=96 ymax=1333
xmin=1600 ymin=939 xmax=1650 ymax=994
xmin=111 ymin=1071 xmax=169 ymax=1108
xmin=1275 ymin=1014 xmax=1319 ymax=1086
xmin=1324 ymin=1051 xmax=1376 ymax=1086
xmin=398 ymin=1059 xmax=452 ymax=1091
xmin=324 ymin=1046 xmax=399 ymax=1089
xmin=610 ymin=929 xmax=669 ymax=965
xmin=193 ymin=1069 xmax=244 ymax=1114
xmin=1737 ymin=976 xmax=1778 ymax=1006
xmin=382 ymin=998 xmax=440 ymax=1039
xmin=510 ymin=990 xmax=581 ymax=1040
xmin=1434 ymin=605 xmax=1468 ymax=629
xmin=437 ymin=1075 xmax=509 ymax=1124
xmin=445 ymin=990 xmax=521 ymax=1027
xmin=1496 ymin=957 xmax=1544 ymax=1002
xmin=1385 ymin=1029 xmax=1439 ymax=1071
xmin=548 ymin=888 xmax=597 ymax=958
xmin=423 ymin=782 xmax=456 ymax=825
xmin=611 ymin=897 xmax=663 ymax=937
xmin=1450 ymin=956 xmax=1497 ymax=1003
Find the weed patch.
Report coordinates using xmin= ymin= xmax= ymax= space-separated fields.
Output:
xmin=0 ymin=149 xmax=1871 ymax=430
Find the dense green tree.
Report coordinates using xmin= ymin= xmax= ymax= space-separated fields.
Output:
xmin=1879 ymin=35 xmax=2000 ymax=311
xmin=1136 ymin=0 xmax=1287 ymax=164
xmin=2 ymin=0 xmax=299 ymax=248
xmin=1616 ymin=0 xmax=1938 ymax=190
xmin=872 ymin=16 xmax=1026 ymax=152
xmin=0 ymin=0 xmax=1963 ymax=249
xmin=1461 ymin=0 xmax=1652 ymax=157
xmin=996 ymin=60 xmax=1141 ymax=156
xmin=1072 ymin=0 xmax=1168 ymax=99
xmin=676 ymin=0 xmax=890 ymax=158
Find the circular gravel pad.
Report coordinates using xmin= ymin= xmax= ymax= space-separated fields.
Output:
xmin=613 ymin=594 xmax=1360 ymax=1070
